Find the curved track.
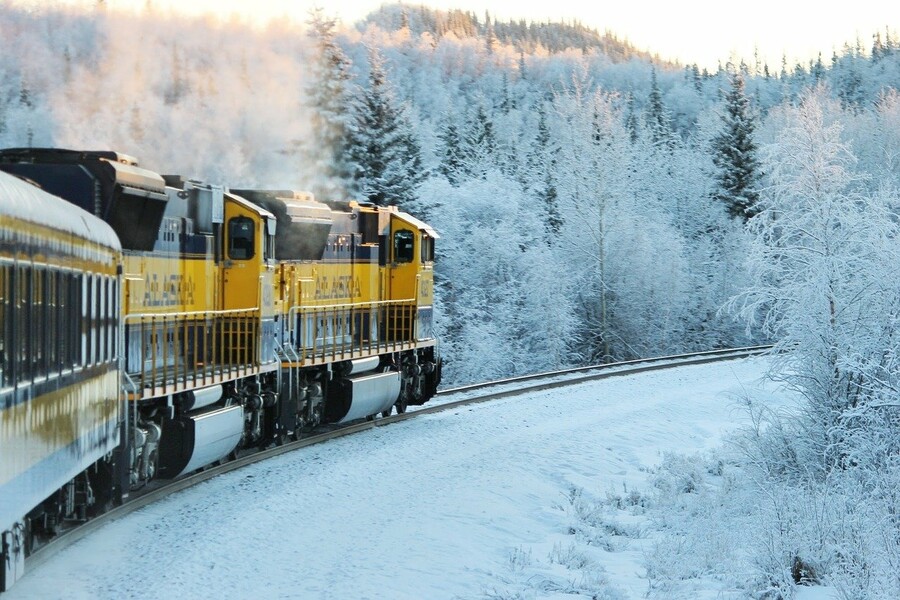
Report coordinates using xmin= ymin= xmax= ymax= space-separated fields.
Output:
xmin=24 ymin=345 xmax=771 ymax=578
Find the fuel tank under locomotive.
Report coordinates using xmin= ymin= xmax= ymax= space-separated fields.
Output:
xmin=324 ymin=357 xmax=401 ymax=424
xmin=155 ymin=385 xmax=244 ymax=479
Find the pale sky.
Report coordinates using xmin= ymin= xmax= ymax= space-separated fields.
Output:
xmin=73 ymin=1 xmax=900 ymax=70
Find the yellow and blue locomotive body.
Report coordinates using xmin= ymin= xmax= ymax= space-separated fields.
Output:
xmin=0 ymin=148 xmax=440 ymax=591
xmin=234 ymin=189 xmax=439 ymax=426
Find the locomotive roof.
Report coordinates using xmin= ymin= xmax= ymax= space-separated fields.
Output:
xmin=0 ymin=170 xmax=122 ymax=250
xmin=396 ymin=210 xmax=439 ymax=239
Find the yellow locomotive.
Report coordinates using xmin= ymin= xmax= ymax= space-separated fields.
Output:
xmin=0 ymin=148 xmax=440 ymax=590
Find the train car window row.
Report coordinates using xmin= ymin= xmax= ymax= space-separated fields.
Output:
xmin=0 ymin=263 xmax=117 ymax=390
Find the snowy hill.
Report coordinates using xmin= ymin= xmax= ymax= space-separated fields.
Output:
xmin=358 ymin=3 xmax=660 ymax=60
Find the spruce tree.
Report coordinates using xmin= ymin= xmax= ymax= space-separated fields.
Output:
xmin=349 ymin=46 xmax=425 ymax=207
xmin=711 ymin=70 xmax=760 ymax=221
xmin=304 ymin=9 xmax=359 ymax=200
xmin=644 ymin=67 xmax=673 ymax=149
xmin=462 ymin=101 xmax=496 ymax=178
xmin=436 ymin=112 xmax=465 ymax=185
xmin=624 ymin=93 xmax=639 ymax=143
xmin=527 ymin=104 xmax=562 ymax=243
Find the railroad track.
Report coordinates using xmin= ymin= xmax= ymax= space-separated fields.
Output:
xmin=24 ymin=345 xmax=771 ymax=578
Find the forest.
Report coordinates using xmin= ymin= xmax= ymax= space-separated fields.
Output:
xmin=3 ymin=2 xmax=900 ymax=596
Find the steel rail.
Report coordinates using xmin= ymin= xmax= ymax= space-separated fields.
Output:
xmin=23 ymin=344 xmax=771 ymax=579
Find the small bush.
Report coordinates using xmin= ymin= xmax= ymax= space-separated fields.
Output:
xmin=549 ymin=541 xmax=594 ymax=570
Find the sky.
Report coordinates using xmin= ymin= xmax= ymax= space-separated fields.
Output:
xmin=81 ymin=0 xmax=899 ymax=71
xmin=5 ymin=356 xmax=827 ymax=600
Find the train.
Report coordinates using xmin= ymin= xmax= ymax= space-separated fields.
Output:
xmin=0 ymin=148 xmax=441 ymax=591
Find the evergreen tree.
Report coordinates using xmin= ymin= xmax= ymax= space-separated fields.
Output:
xmin=624 ymin=93 xmax=639 ymax=143
xmin=644 ymin=67 xmax=673 ymax=148
xmin=164 ymin=44 xmax=188 ymax=105
xmin=527 ymin=104 xmax=562 ymax=243
xmin=436 ymin=111 xmax=465 ymax=186
xmin=810 ymin=53 xmax=826 ymax=83
xmin=18 ymin=81 xmax=32 ymax=109
xmin=711 ymin=70 xmax=761 ymax=221
xmin=349 ymin=46 xmax=425 ymax=206
xmin=304 ymin=9 xmax=359 ymax=199
xmin=498 ymin=72 xmax=512 ymax=114
xmin=484 ymin=11 xmax=498 ymax=55
xmin=836 ymin=56 xmax=866 ymax=112
xmin=689 ymin=64 xmax=703 ymax=93
xmin=399 ymin=9 xmax=409 ymax=32
xmin=461 ymin=101 xmax=497 ymax=178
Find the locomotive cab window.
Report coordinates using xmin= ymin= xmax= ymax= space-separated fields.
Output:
xmin=263 ymin=231 xmax=275 ymax=262
xmin=393 ymin=230 xmax=415 ymax=264
xmin=421 ymin=235 xmax=434 ymax=263
xmin=228 ymin=217 xmax=255 ymax=260
xmin=264 ymin=216 xmax=276 ymax=262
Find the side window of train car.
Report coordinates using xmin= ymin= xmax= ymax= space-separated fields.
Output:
xmin=0 ymin=264 xmax=9 ymax=388
xmin=16 ymin=266 xmax=31 ymax=382
xmin=85 ymin=273 xmax=93 ymax=367
xmin=393 ymin=230 xmax=414 ymax=264
xmin=46 ymin=269 xmax=57 ymax=374
xmin=97 ymin=275 xmax=104 ymax=364
xmin=69 ymin=272 xmax=82 ymax=368
xmin=229 ymin=217 xmax=255 ymax=260
xmin=33 ymin=266 xmax=44 ymax=377
xmin=107 ymin=277 xmax=116 ymax=361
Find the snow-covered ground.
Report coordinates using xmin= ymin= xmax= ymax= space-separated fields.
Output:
xmin=8 ymin=356 xmax=832 ymax=599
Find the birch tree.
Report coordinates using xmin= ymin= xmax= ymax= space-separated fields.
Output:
xmin=734 ymin=87 xmax=900 ymax=473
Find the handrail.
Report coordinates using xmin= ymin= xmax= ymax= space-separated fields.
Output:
xmin=122 ymin=308 xmax=264 ymax=398
xmin=283 ymin=298 xmax=421 ymax=366
xmin=287 ymin=298 xmax=417 ymax=313
xmin=123 ymin=307 xmax=260 ymax=323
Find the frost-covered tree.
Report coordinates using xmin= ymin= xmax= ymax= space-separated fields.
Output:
xmin=644 ymin=67 xmax=674 ymax=149
xmin=734 ymin=87 xmax=900 ymax=473
xmin=526 ymin=103 xmax=563 ymax=243
xmin=551 ymin=84 xmax=688 ymax=361
xmin=304 ymin=9 xmax=359 ymax=199
xmin=461 ymin=100 xmax=498 ymax=179
xmin=349 ymin=46 xmax=425 ymax=206
xmin=422 ymin=174 xmax=578 ymax=382
xmin=434 ymin=117 xmax=463 ymax=186
xmin=712 ymin=70 xmax=761 ymax=221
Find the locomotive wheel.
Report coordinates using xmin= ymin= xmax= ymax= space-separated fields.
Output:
xmin=381 ymin=405 xmax=393 ymax=418
xmin=395 ymin=397 xmax=408 ymax=414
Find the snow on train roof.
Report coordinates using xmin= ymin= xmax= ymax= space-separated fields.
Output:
xmin=397 ymin=210 xmax=439 ymax=239
xmin=0 ymin=170 xmax=121 ymax=250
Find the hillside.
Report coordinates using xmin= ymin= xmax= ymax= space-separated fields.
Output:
xmin=360 ymin=3 xmax=664 ymax=62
